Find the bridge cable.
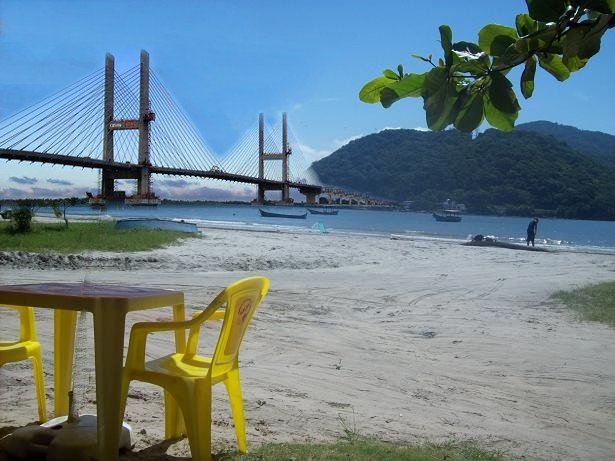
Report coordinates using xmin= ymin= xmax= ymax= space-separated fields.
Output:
xmin=148 ymin=77 xmax=209 ymax=170
xmin=0 ymin=69 xmax=104 ymax=144
xmin=15 ymin=74 xmax=105 ymax=154
xmin=0 ymin=70 xmax=105 ymax=151
xmin=150 ymin=72 xmax=219 ymax=169
xmin=38 ymin=83 xmax=105 ymax=155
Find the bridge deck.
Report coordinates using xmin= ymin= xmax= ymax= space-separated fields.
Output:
xmin=0 ymin=149 xmax=321 ymax=193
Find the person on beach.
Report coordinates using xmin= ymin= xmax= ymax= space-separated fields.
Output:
xmin=526 ymin=217 xmax=539 ymax=246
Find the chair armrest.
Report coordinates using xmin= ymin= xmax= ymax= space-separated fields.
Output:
xmin=125 ymin=318 xmax=194 ymax=371
xmin=208 ymin=308 xmax=225 ymax=321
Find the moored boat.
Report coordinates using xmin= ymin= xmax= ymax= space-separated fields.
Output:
xmin=307 ymin=208 xmax=339 ymax=215
xmin=259 ymin=208 xmax=307 ymax=219
xmin=432 ymin=210 xmax=462 ymax=222
xmin=115 ymin=218 xmax=198 ymax=233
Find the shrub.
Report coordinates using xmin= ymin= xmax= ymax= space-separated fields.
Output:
xmin=10 ymin=207 xmax=34 ymax=233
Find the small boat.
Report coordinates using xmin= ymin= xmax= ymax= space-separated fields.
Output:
xmin=259 ymin=208 xmax=307 ymax=219
xmin=432 ymin=210 xmax=462 ymax=222
xmin=463 ymin=239 xmax=549 ymax=252
xmin=307 ymin=208 xmax=338 ymax=215
xmin=115 ymin=218 xmax=198 ymax=233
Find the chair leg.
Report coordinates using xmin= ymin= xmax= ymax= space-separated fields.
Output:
xmin=31 ymin=351 xmax=47 ymax=423
xmin=164 ymin=390 xmax=186 ymax=439
xmin=224 ymin=368 xmax=247 ymax=453
xmin=173 ymin=383 xmax=212 ymax=461
xmin=118 ymin=371 xmax=131 ymax=431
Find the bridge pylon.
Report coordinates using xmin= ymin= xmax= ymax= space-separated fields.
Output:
xmin=98 ymin=50 xmax=159 ymax=205
xmin=257 ymin=112 xmax=292 ymax=204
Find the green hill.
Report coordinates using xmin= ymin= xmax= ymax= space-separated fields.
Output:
xmin=311 ymin=128 xmax=615 ymax=220
xmin=516 ymin=121 xmax=615 ymax=167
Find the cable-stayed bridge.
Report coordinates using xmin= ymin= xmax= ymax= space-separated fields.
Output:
xmin=0 ymin=51 xmax=322 ymax=205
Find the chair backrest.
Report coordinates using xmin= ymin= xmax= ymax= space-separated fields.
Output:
xmin=1 ymin=305 xmax=37 ymax=342
xmin=211 ymin=277 xmax=269 ymax=375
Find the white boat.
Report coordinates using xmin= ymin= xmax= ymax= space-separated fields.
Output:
xmin=432 ymin=210 xmax=462 ymax=222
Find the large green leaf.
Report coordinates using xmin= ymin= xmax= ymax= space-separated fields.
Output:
xmin=527 ymin=26 xmax=559 ymax=50
xmin=564 ymin=21 xmax=605 ymax=58
xmin=379 ymin=88 xmax=400 ymax=109
xmin=493 ymin=37 xmax=530 ymax=70
xmin=421 ymin=67 xmax=448 ymax=100
xmin=359 ymin=75 xmax=397 ymax=103
xmin=478 ymin=24 xmax=518 ymax=56
xmin=439 ymin=25 xmax=453 ymax=66
xmin=515 ymin=13 xmax=538 ymax=37
xmin=525 ymin=0 xmax=568 ymax=22
xmin=422 ymin=69 xmax=458 ymax=131
xmin=521 ymin=57 xmax=537 ymax=98
xmin=562 ymin=54 xmax=588 ymax=72
xmin=454 ymin=92 xmax=485 ymax=132
xmin=379 ymin=73 xmax=426 ymax=108
xmin=382 ymin=69 xmax=400 ymax=80
xmin=484 ymin=94 xmax=518 ymax=131
xmin=392 ymin=73 xmax=426 ymax=98
xmin=488 ymin=72 xmax=520 ymax=114
xmin=562 ymin=24 xmax=603 ymax=71
xmin=538 ymin=53 xmax=571 ymax=81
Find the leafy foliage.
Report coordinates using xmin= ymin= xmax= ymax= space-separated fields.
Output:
xmin=9 ymin=206 xmax=34 ymax=233
xmin=311 ymin=127 xmax=615 ymax=219
xmin=359 ymin=1 xmax=615 ymax=132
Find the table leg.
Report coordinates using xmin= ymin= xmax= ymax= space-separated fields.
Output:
xmin=53 ymin=309 xmax=77 ymax=416
xmin=92 ymin=305 xmax=126 ymax=461
xmin=173 ymin=303 xmax=186 ymax=353
xmin=160 ymin=303 xmax=187 ymax=439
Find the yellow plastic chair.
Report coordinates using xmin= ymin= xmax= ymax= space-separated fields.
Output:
xmin=120 ymin=276 xmax=269 ymax=461
xmin=0 ymin=305 xmax=47 ymax=422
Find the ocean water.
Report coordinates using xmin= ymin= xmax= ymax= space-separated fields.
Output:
xmin=50 ymin=203 xmax=615 ymax=252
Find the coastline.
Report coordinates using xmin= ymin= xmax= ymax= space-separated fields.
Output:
xmin=1 ymin=226 xmax=615 ymax=460
xmin=29 ymin=209 xmax=615 ymax=255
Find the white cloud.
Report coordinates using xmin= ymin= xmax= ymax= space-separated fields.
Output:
xmin=292 ymin=142 xmax=330 ymax=163
xmin=9 ymin=176 xmax=38 ymax=185
xmin=0 ymin=185 xmax=90 ymax=199
xmin=332 ymin=134 xmax=363 ymax=149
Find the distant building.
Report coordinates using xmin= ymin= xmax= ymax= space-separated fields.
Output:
xmin=442 ymin=198 xmax=466 ymax=212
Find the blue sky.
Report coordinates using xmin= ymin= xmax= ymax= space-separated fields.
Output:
xmin=1 ymin=1 xmax=614 ymax=200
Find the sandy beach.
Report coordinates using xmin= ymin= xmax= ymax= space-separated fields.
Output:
xmin=1 ymin=226 xmax=615 ymax=460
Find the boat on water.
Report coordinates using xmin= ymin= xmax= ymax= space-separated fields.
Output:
xmin=432 ymin=210 xmax=462 ymax=222
xmin=307 ymin=208 xmax=338 ymax=215
xmin=115 ymin=218 xmax=199 ymax=233
xmin=259 ymin=208 xmax=307 ymax=219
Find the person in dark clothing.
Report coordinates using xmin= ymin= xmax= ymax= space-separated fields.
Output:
xmin=526 ymin=217 xmax=539 ymax=246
